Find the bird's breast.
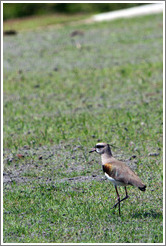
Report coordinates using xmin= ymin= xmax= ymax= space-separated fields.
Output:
xmin=102 ymin=163 xmax=113 ymax=173
xmin=103 ymin=163 xmax=126 ymax=187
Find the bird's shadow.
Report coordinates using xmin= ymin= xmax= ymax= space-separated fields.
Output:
xmin=131 ymin=209 xmax=163 ymax=219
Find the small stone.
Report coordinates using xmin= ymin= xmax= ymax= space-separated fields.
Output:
xmin=34 ymin=84 xmax=40 ymax=88
xmin=73 ymin=145 xmax=81 ymax=151
xmin=18 ymin=69 xmax=22 ymax=74
xmin=148 ymin=153 xmax=159 ymax=157
xmin=129 ymin=155 xmax=137 ymax=160
xmin=23 ymin=145 xmax=30 ymax=149
xmin=16 ymin=154 xmax=24 ymax=158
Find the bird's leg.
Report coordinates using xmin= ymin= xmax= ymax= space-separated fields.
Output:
xmin=112 ymin=187 xmax=129 ymax=206
xmin=75 ymin=40 xmax=81 ymax=49
xmin=112 ymin=186 xmax=120 ymax=208
xmin=112 ymin=186 xmax=121 ymax=216
xmin=119 ymin=186 xmax=129 ymax=203
xmin=118 ymin=198 xmax=120 ymax=216
xmin=112 ymin=186 xmax=129 ymax=209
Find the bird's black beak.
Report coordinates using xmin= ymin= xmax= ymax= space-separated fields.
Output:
xmin=89 ymin=147 xmax=96 ymax=153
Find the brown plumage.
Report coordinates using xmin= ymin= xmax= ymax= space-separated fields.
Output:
xmin=89 ymin=142 xmax=146 ymax=215
xmin=102 ymin=161 xmax=146 ymax=190
xmin=70 ymin=30 xmax=84 ymax=37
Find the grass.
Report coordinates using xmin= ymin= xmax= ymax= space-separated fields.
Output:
xmin=3 ymin=13 xmax=163 ymax=243
xmin=4 ymin=181 xmax=162 ymax=243
xmin=3 ymin=13 xmax=90 ymax=32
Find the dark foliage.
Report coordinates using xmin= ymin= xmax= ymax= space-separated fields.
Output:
xmin=3 ymin=3 xmax=146 ymax=20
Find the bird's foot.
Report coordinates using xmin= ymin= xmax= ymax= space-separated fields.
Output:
xmin=111 ymin=195 xmax=129 ymax=209
xmin=111 ymin=201 xmax=119 ymax=209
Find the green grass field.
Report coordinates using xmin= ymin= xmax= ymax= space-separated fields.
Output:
xmin=3 ymin=13 xmax=163 ymax=243
xmin=3 ymin=13 xmax=90 ymax=32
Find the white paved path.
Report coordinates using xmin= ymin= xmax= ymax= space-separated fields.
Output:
xmin=92 ymin=3 xmax=163 ymax=22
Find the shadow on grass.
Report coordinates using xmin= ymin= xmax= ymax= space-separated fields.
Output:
xmin=132 ymin=209 xmax=163 ymax=219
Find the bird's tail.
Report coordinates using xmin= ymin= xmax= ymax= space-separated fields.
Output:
xmin=138 ymin=185 xmax=146 ymax=192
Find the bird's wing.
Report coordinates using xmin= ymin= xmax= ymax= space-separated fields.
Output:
xmin=103 ymin=160 xmax=145 ymax=188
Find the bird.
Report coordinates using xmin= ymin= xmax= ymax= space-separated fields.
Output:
xmin=70 ymin=30 xmax=84 ymax=38
xmin=3 ymin=30 xmax=17 ymax=36
xmin=70 ymin=30 xmax=84 ymax=49
xmin=89 ymin=142 xmax=146 ymax=216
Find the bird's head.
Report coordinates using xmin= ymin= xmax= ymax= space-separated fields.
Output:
xmin=89 ymin=142 xmax=112 ymax=155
